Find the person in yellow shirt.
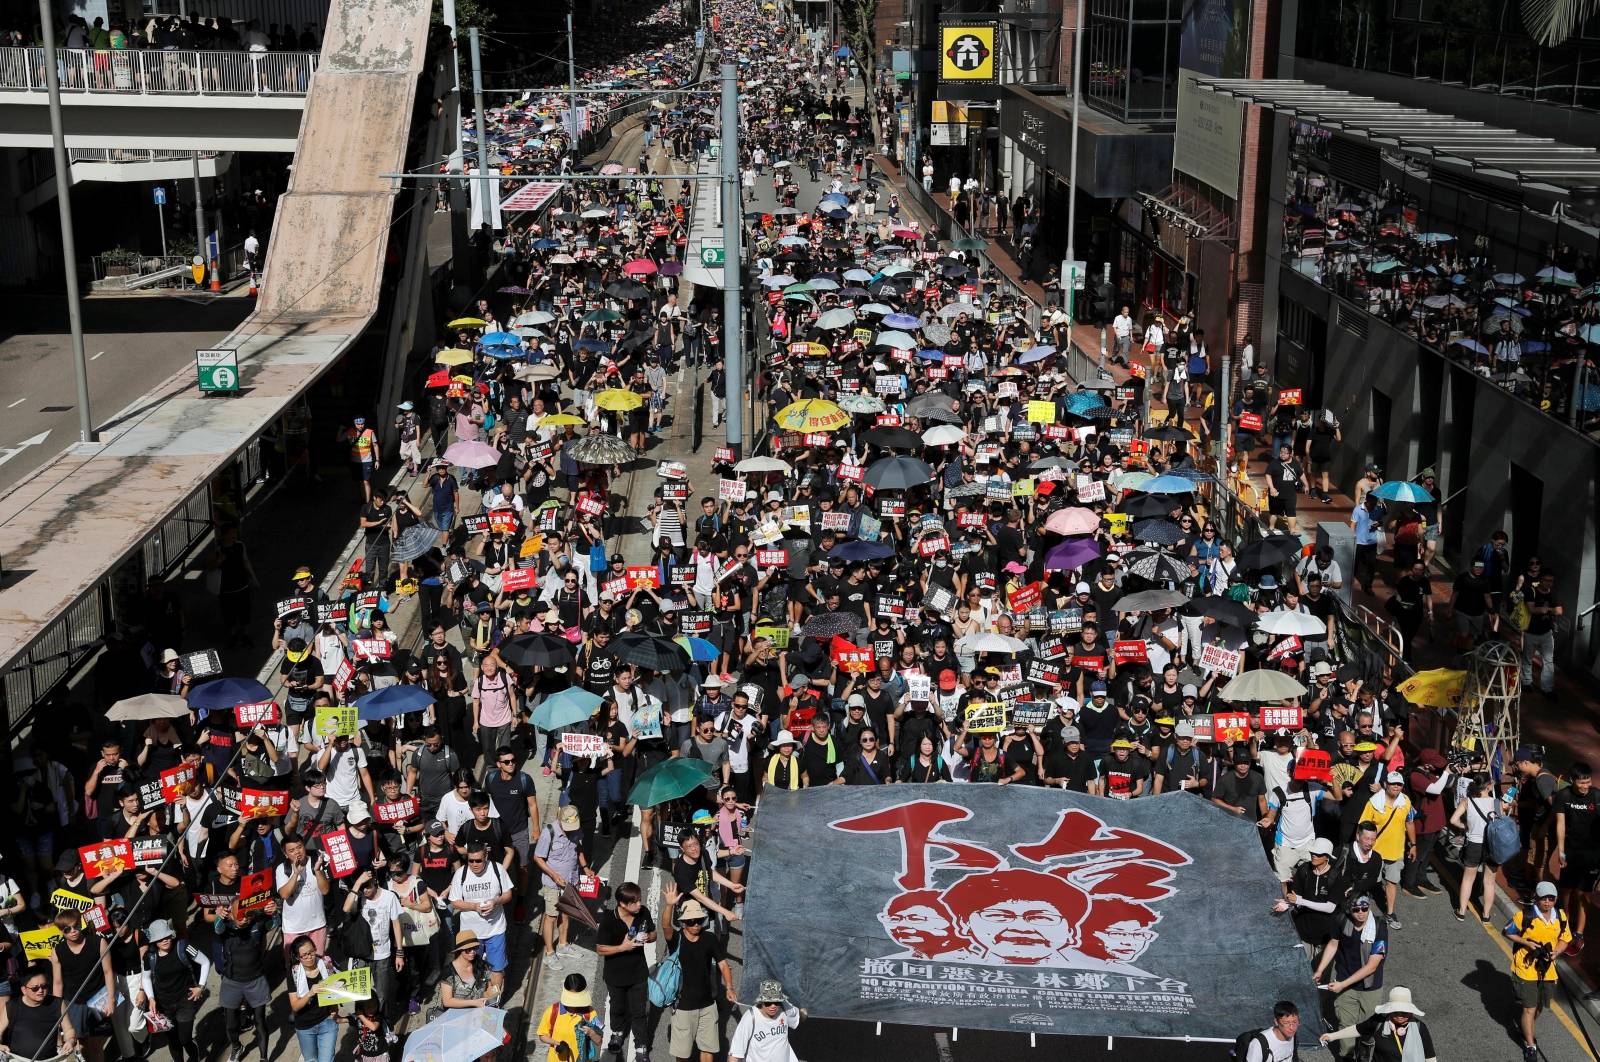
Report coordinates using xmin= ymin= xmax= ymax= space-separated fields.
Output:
xmin=536 ymin=973 xmax=603 ymax=1062
xmin=1504 ymin=881 xmax=1572 ymax=1062
xmin=1357 ymin=772 xmax=1416 ymax=930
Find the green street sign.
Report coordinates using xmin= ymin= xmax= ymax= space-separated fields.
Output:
xmin=708 ymin=138 xmax=721 ymax=160
xmin=700 ymin=244 xmax=726 ymax=267
xmin=197 ymin=347 xmax=239 ymax=393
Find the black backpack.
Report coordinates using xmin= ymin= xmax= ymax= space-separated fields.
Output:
xmin=1233 ymin=1030 xmax=1297 ymax=1062
xmin=335 ymin=903 xmax=374 ymax=963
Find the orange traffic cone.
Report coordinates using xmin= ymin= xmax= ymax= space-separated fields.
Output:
xmin=209 ymin=260 xmax=220 ymax=292
xmin=248 ymin=273 xmax=258 ymax=297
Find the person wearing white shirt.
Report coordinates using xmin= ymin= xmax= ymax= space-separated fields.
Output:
xmin=275 ymin=837 xmax=331 ymax=957
xmin=730 ymin=980 xmax=803 ymax=1062
xmin=1142 ymin=317 xmax=1166 ymax=376
xmin=448 ymin=843 xmax=514 ymax=999
xmin=1112 ymin=306 xmax=1134 ymax=365
xmin=437 ymin=771 xmax=498 ymax=841
xmin=345 ymin=870 xmax=404 ymax=1011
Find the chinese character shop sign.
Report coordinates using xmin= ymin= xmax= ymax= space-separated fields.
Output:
xmin=739 ymin=787 xmax=1319 ymax=1042
xmin=940 ymin=25 xmax=998 ymax=83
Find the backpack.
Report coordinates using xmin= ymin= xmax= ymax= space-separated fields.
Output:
xmin=1484 ymin=808 xmax=1523 ymax=867
xmin=338 ymin=901 xmax=375 ymax=962
xmin=648 ymin=940 xmax=683 ymax=1008
xmin=1232 ymin=1030 xmax=1296 ymax=1062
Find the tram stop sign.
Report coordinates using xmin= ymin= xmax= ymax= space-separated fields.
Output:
xmin=197 ymin=348 xmax=239 ymax=393
xmin=700 ymin=243 xmax=725 ymax=268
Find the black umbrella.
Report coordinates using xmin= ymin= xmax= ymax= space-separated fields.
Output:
xmin=800 ymin=611 xmax=862 ymax=639
xmin=1124 ymin=495 xmax=1176 ymax=519
xmin=612 ymin=633 xmax=690 ymax=672
xmin=1191 ymin=596 xmax=1259 ymax=628
xmin=862 ymin=426 xmax=922 ymax=450
xmin=498 ymin=633 xmax=575 ymax=670
xmin=865 ymin=456 xmax=934 ymax=490
xmin=606 ymin=280 xmax=651 ymax=301
xmin=945 ymin=481 xmax=985 ymax=498
xmin=1124 ymin=550 xmax=1192 ymax=583
xmin=918 ymin=406 xmax=964 ymax=426
xmin=1237 ymin=534 xmax=1304 ymax=570
xmin=1131 ymin=519 xmax=1185 ymax=546
xmin=1145 ymin=424 xmax=1195 ymax=442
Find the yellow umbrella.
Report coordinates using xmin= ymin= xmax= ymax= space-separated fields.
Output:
xmin=1397 ymin=668 xmax=1469 ymax=709
xmin=434 ymin=348 xmax=474 ymax=366
xmin=539 ymin=413 xmax=585 ymax=427
xmin=594 ymin=388 xmax=645 ymax=412
xmin=446 ymin=317 xmax=486 ymax=329
xmin=773 ymin=398 xmax=850 ymax=432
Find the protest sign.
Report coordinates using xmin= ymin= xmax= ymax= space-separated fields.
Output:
xmin=238 ymin=869 xmax=276 ymax=913
xmin=239 ymin=789 xmax=289 ymax=819
xmin=963 ymin=702 xmax=1008 ymax=734
xmin=1212 ymin=712 xmax=1253 ymax=743
xmin=160 ymin=763 xmax=198 ymax=803
xmin=374 ymin=796 xmax=419 ymax=825
xmin=21 ymin=926 xmax=63 ymax=961
xmin=351 ymin=637 xmax=393 ymax=662
xmin=719 ymin=477 xmax=747 ymax=502
xmin=234 ymin=700 xmax=280 ymax=728
xmin=321 ymin=828 xmax=358 ymax=878
xmin=1008 ymin=582 xmax=1042 ymax=612
xmin=499 ymin=567 xmax=536 ymax=593
xmin=313 ymin=706 xmax=358 ymax=739
xmin=1026 ymin=400 xmax=1056 ymax=424
xmin=625 ymin=566 xmax=661 ymax=589
xmin=831 ymin=638 xmax=875 ymax=675
xmin=1258 ymin=707 xmax=1304 ymax=731
xmin=79 ymin=840 xmax=135 ymax=880
xmin=316 ymin=966 xmax=373 ymax=1006
xmin=1199 ymin=644 xmax=1243 ymax=676
xmin=562 ymin=732 xmax=608 ymax=758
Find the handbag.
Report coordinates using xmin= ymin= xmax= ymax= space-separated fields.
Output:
xmin=398 ymin=881 xmax=440 ymax=947
xmin=1143 ymin=341 xmax=1158 ymax=355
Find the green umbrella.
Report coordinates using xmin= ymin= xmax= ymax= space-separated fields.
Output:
xmin=627 ymin=758 xmax=716 ymax=807
xmin=582 ymin=308 xmax=622 ymax=324
xmin=530 ymin=687 xmax=603 ymax=730
xmin=951 ymin=237 xmax=988 ymax=251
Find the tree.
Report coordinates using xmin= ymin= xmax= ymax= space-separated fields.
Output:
xmin=1519 ymin=0 xmax=1593 ymax=45
xmin=431 ymin=0 xmax=497 ymax=30
xmin=836 ymin=0 xmax=880 ymax=111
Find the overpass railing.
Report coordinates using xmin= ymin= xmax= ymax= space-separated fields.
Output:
xmin=0 ymin=47 xmax=317 ymax=98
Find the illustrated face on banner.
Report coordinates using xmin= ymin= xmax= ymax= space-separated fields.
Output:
xmin=833 ymin=801 xmax=1187 ymax=975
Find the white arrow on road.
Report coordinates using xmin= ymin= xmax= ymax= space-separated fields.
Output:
xmin=0 ymin=429 xmax=52 ymax=467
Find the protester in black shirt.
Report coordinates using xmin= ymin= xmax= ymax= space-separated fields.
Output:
xmin=595 ymin=882 xmax=656 ymax=1056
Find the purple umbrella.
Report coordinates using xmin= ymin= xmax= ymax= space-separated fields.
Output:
xmin=1044 ymin=536 xmax=1102 ymax=572
xmin=659 ymin=261 xmax=684 ymax=277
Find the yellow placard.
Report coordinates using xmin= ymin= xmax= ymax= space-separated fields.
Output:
xmin=520 ymin=534 xmax=544 ymax=558
xmin=940 ymin=25 xmax=997 ymax=81
xmin=22 ymin=926 xmax=63 ymax=961
xmin=1105 ymin=512 xmax=1130 ymax=534
xmin=1011 ymin=478 xmax=1036 ymax=497
xmin=754 ymin=624 xmax=791 ymax=650
xmin=51 ymin=888 xmax=95 ymax=912
xmin=315 ymin=965 xmax=373 ymax=1006
xmin=964 ymin=701 xmax=1008 ymax=733
xmin=313 ymin=706 xmax=358 ymax=739
xmin=1026 ymin=400 xmax=1056 ymax=424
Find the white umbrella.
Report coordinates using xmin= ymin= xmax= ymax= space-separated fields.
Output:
xmin=921 ymin=424 xmax=966 ymax=446
xmin=513 ymin=310 xmax=555 ymax=326
xmin=1219 ymin=669 xmax=1308 ymax=702
xmin=956 ymin=632 xmax=1030 ymax=655
xmin=1256 ymin=610 xmax=1329 ymax=637
xmin=106 ymin=693 xmax=190 ymax=722
xmin=735 ymin=456 xmax=792 ymax=474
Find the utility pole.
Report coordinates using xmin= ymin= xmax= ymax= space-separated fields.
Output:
xmin=469 ymin=27 xmax=491 ymax=233
xmin=1062 ymin=0 xmax=1086 ymax=332
xmin=39 ymin=0 xmax=94 ymax=443
xmin=719 ymin=61 xmax=744 ymax=458
xmin=191 ymin=152 xmax=207 ymax=290
xmin=566 ymin=13 xmax=580 ymax=147
xmin=1216 ymin=352 xmax=1232 ymax=479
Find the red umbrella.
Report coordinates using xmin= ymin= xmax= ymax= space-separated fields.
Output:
xmin=623 ymin=258 xmax=658 ymax=276
xmin=425 ymin=369 xmax=451 ymax=388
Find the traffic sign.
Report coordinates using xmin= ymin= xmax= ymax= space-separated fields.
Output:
xmin=197 ymin=348 xmax=239 ymax=393
xmin=708 ymin=138 xmax=721 ymax=160
xmin=700 ymin=243 xmax=726 ymax=267
xmin=1061 ymin=259 xmax=1087 ymax=291
xmin=153 ymin=186 xmax=166 ymax=205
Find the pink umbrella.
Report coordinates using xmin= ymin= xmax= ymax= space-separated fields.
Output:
xmin=601 ymin=163 xmax=624 ymax=176
xmin=442 ymin=441 xmax=502 ymax=469
xmin=622 ymin=258 xmax=658 ymax=276
xmin=1045 ymin=507 xmax=1100 ymax=535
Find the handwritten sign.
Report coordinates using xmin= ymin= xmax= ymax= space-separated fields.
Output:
xmin=907 ymin=674 xmax=932 ymax=702
xmin=1076 ymin=478 xmax=1105 ymax=503
xmin=1199 ymin=643 xmax=1242 ymax=677
xmin=562 ymin=732 xmax=607 ymax=758
xmin=1026 ymin=400 xmax=1056 ymax=424
xmin=316 ymin=966 xmax=372 ymax=1005
xmin=21 ymin=926 xmax=63 ymax=960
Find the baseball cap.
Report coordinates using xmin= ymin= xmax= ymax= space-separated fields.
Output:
xmin=348 ymin=806 xmax=371 ymax=825
xmin=427 ymin=820 xmax=447 ymax=837
xmin=1181 ymin=683 xmax=1198 ymax=697
xmin=938 ymin=671 xmax=959 ymax=691
xmin=1385 ymin=771 xmax=1405 ymax=784
xmin=1090 ymin=681 xmax=1107 ymax=694
xmin=559 ymin=805 xmax=581 ymax=831
xmin=1075 ymin=581 xmax=1091 ymax=593
xmin=1536 ymin=881 xmax=1559 ymax=898
xmin=1309 ymin=838 xmax=1335 ymax=857
xmin=1061 ymin=726 xmax=1082 ymax=743
xmin=1175 ymin=721 xmax=1196 ymax=738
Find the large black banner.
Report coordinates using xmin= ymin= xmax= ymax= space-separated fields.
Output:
xmin=741 ymin=786 xmax=1321 ymax=1043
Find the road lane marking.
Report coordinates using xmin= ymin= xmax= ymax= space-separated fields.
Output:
xmin=7 ymin=396 xmax=25 ymax=408
xmin=91 ymin=350 xmax=105 ymax=360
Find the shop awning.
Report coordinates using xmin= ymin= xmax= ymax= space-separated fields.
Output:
xmin=1191 ymin=76 xmax=1600 ymax=195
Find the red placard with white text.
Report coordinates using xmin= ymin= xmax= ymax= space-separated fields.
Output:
xmin=1237 ymin=411 xmax=1264 ymax=433
xmin=374 ymin=796 xmax=419 ymax=825
xmin=1008 ymin=582 xmax=1043 ymax=612
xmin=755 ymin=548 xmax=788 ymax=568
xmin=624 ymin=566 xmax=661 ymax=590
xmin=1257 ymin=706 xmax=1304 ymax=731
xmin=237 ymin=869 xmax=276 ymax=913
xmin=499 ymin=567 xmax=536 ymax=593
xmin=160 ymin=764 xmax=199 ymax=804
xmin=234 ymin=701 xmax=280 ymax=728
xmin=1278 ymin=388 xmax=1303 ymax=406
xmin=320 ymin=828 xmax=358 ymax=878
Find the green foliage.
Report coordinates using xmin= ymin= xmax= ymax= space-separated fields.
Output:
xmin=432 ymin=0 xmax=497 ymax=30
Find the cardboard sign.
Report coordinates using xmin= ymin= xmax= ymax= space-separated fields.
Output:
xmin=21 ymin=926 xmax=63 ymax=961
xmin=51 ymin=888 xmax=96 ymax=913
xmin=1212 ymin=712 xmax=1254 ymax=743
xmin=239 ymin=788 xmax=289 ymax=819
xmin=658 ymin=460 xmax=688 ymax=480
xmin=131 ymin=844 xmax=165 ymax=870
xmin=160 ymin=763 xmax=198 ymax=804
xmin=1295 ymin=748 xmax=1334 ymax=783
xmin=836 ymin=462 xmax=864 ymax=483
xmin=1258 ymin=706 xmax=1305 ymax=731
xmin=562 ymin=732 xmax=608 ymax=758
xmin=1008 ymin=582 xmax=1043 ymax=612
xmin=1076 ymin=478 xmax=1106 ymax=503
xmin=374 ymin=796 xmax=420 ymax=825
xmin=915 ymin=533 xmax=949 ymax=557
xmin=313 ymin=706 xmax=358 ymax=739
xmin=663 ymin=481 xmax=690 ymax=502
xmin=275 ymin=596 xmax=309 ymax=619
xmin=320 ymin=827 xmax=359 ymax=878
xmin=182 ymin=649 xmax=223 ymax=678
xmin=237 ymin=869 xmax=276 ymax=913
xmin=499 ymin=567 xmax=536 ymax=593
xmin=878 ymin=497 xmax=907 ymax=519
xmin=719 ymin=477 xmax=747 ymax=502
xmin=876 ymin=594 xmax=907 ymax=620
xmin=1278 ymin=388 xmax=1303 ymax=406
xmin=79 ymin=839 xmax=135 ymax=880
xmin=964 ymin=701 xmax=1008 ymax=734
xmin=332 ymin=658 xmax=356 ymax=695
xmin=1199 ymin=643 xmax=1243 ymax=677
xmin=316 ymin=966 xmax=373 ymax=1006
xmin=351 ymin=637 xmax=393 ymax=662
xmin=1237 ymin=411 xmax=1264 ymax=433
xmin=234 ymin=700 xmax=281 ymax=728
xmin=755 ymin=548 xmax=788 ymax=568
xmin=1026 ymin=400 xmax=1056 ymax=424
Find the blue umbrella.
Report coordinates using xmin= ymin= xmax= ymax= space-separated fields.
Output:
xmin=882 ymin=313 xmax=922 ymax=330
xmin=830 ymin=539 xmax=896 ymax=562
xmin=844 ymin=268 xmax=875 ymax=282
xmin=481 ymin=346 xmax=523 ymax=360
xmin=1016 ymin=347 xmax=1053 ymax=365
xmin=1370 ymin=480 xmax=1435 ymax=504
xmin=1580 ymin=324 xmax=1600 ymax=344
xmin=1140 ymin=475 xmax=1199 ymax=495
xmin=1132 ymin=518 xmax=1185 ymax=545
xmin=913 ymin=348 xmax=946 ymax=361
xmin=818 ymin=192 xmax=849 ymax=206
xmin=355 ymin=684 xmax=436 ymax=721
xmin=677 ymin=636 xmax=720 ymax=663
xmin=530 ymin=687 xmax=603 ymax=730
xmin=823 ymin=208 xmax=849 ymax=221
xmin=188 ymin=677 xmax=275 ymax=715
xmin=1452 ymin=337 xmax=1490 ymax=355
xmin=1065 ymin=392 xmax=1104 ymax=414
xmin=480 ymin=331 xmax=518 ymax=347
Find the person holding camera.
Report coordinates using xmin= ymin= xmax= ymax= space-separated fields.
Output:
xmin=1504 ymin=880 xmax=1573 ymax=1062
